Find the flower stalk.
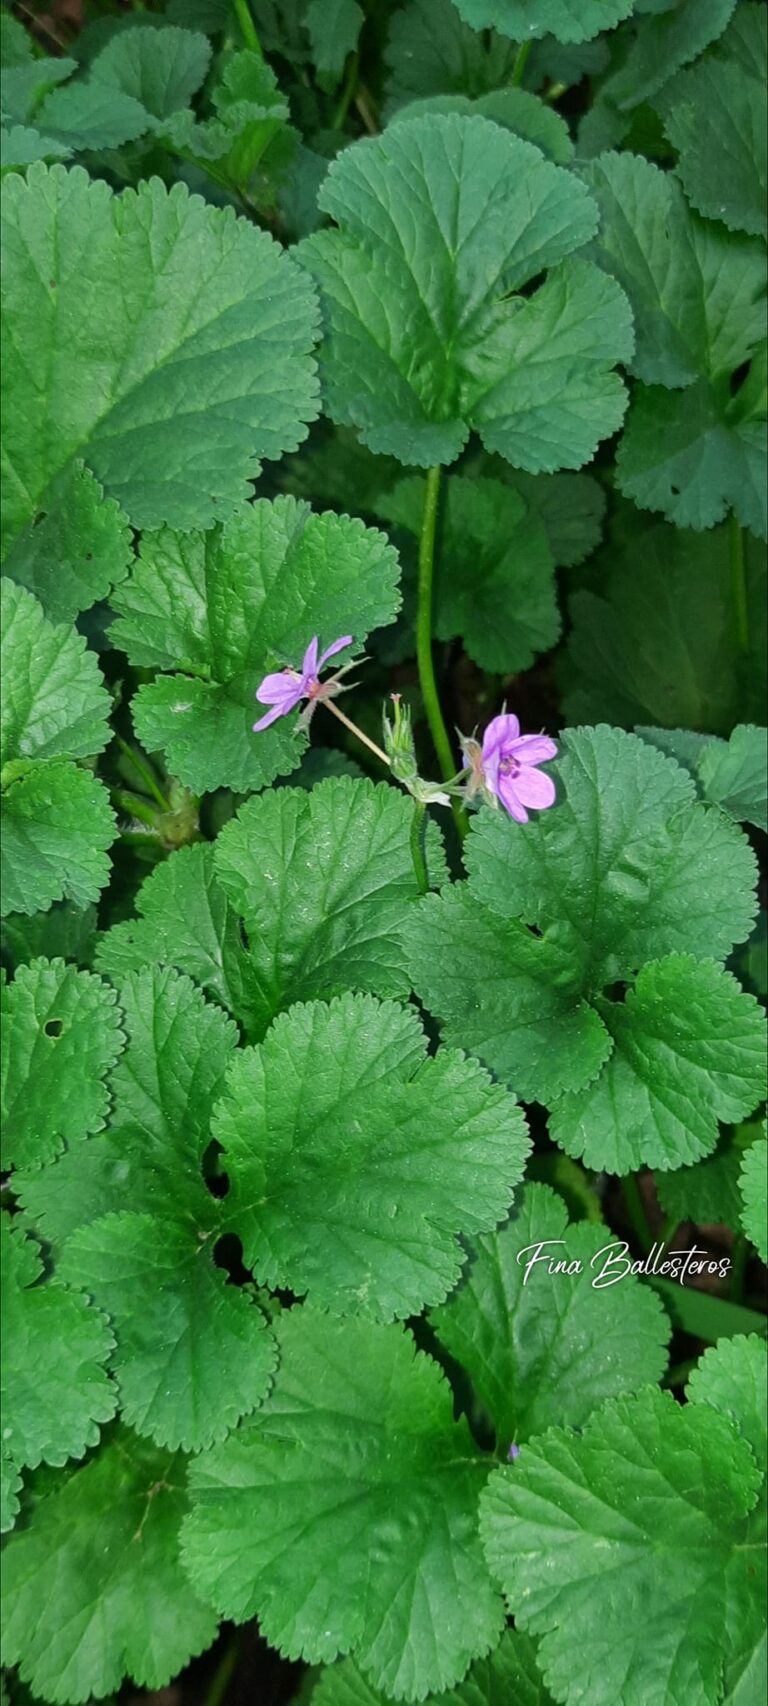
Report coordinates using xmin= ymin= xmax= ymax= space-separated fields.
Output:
xmin=416 ymin=468 xmax=469 ymax=838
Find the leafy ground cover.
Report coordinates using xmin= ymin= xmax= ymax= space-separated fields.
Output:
xmin=1 ymin=4 xmax=766 ymax=1706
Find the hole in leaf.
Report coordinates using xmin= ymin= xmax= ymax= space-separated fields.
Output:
xmin=44 ymin=1018 xmax=64 ymax=1038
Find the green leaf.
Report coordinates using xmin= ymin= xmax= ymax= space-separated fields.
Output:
xmin=618 ymin=379 xmax=767 ymax=539
xmin=110 ymin=497 xmax=400 ymax=794
xmin=384 ymin=0 xmax=518 ymax=111
xmin=1 ymin=1429 xmax=219 ymax=1704
xmin=1 ymin=163 xmax=319 ymax=541
xmin=34 ymin=80 xmax=153 ymax=152
xmin=405 ymin=886 xmax=613 ymax=1105
xmin=1 ymin=957 xmax=124 ymax=1172
xmin=0 ymin=123 xmax=71 ymax=172
xmin=479 ymin=1386 xmax=764 ymax=1706
xmin=430 ymin=1183 xmax=669 ymax=1444
xmin=212 ymin=778 xmax=446 ymax=1038
xmin=182 ymin=1309 xmax=505 ymax=1699
xmin=95 ymin=842 xmax=262 ymax=1033
xmin=450 ymin=0 xmax=634 ymax=45
xmin=1 ymin=580 xmax=111 ymax=766
xmin=698 ymin=725 xmax=767 ymax=832
xmin=656 ymin=1130 xmax=746 ymax=1232
xmin=1 ymin=900 xmax=97 ymax=975
xmin=660 ymin=5 xmax=767 ymax=238
xmin=688 ymin=1333 xmax=767 ymax=1475
xmin=311 ymin=1632 xmax=555 ymax=1706
xmin=298 ymin=115 xmax=632 ymax=471
xmin=15 ymin=964 xmax=237 ymax=1255
xmin=479 ymin=463 xmax=606 ymax=565
xmin=60 ymin=1212 xmax=276 ymax=1451
xmin=465 ymin=727 xmax=759 ymax=983
xmin=389 ymin=88 xmax=574 ymax=164
xmin=377 ymin=475 xmax=559 ymax=673
xmin=549 ymin=954 xmax=767 ymax=1173
xmin=1 ymin=57 xmax=77 ymax=126
xmin=581 ymin=152 xmax=765 ymax=390
xmin=597 ymin=0 xmax=737 ymax=113
xmin=1 ymin=1213 xmax=115 ymax=1482
xmin=739 ymin=1134 xmax=768 ymax=1264
xmin=1 ymin=1451 xmax=22 ymax=1535
xmin=563 ymin=525 xmax=767 ymax=733
xmin=2 ymin=463 xmax=132 ymax=624
xmin=88 ymin=24 xmax=212 ymax=122
xmin=214 ymin=990 xmax=529 ymax=1318
xmin=306 ymin=0 xmax=363 ymax=84
xmin=1 ymin=761 xmax=115 ymax=919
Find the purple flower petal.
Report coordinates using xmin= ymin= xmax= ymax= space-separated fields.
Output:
xmin=318 ymin=634 xmax=353 ymax=671
xmin=253 ymin=702 xmax=289 ymax=732
xmin=482 ymin=712 xmax=520 ymax=763
xmin=511 ymin=765 xmax=557 ymax=811
xmin=301 ymin=637 xmax=320 ymax=680
xmin=255 ymin=671 xmax=303 ymax=709
xmin=509 ymin=734 xmax=558 ymax=766
xmin=497 ymin=773 xmax=529 ymax=822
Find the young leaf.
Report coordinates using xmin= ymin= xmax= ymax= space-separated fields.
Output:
xmin=2 ymin=463 xmax=132 ymax=624
xmin=306 ymin=0 xmax=363 ymax=85
xmin=430 ymin=1183 xmax=669 ymax=1444
xmin=1 ymin=580 xmax=111 ymax=765
xmin=480 ymin=1386 xmax=764 ymax=1706
xmin=1 ymin=957 xmax=124 ymax=1172
xmin=383 ymin=0 xmax=518 ymax=111
xmin=549 ymin=955 xmax=767 ymax=1173
xmin=311 ymin=1632 xmax=555 ymax=1706
xmin=739 ymin=1132 xmax=768 ymax=1264
xmin=1 ymin=1429 xmax=219 ymax=1705
xmin=33 ymin=81 xmax=153 ymax=153
xmin=659 ymin=4 xmax=767 ymax=238
xmin=376 ymin=475 xmax=559 ymax=674
xmin=213 ymin=990 xmax=529 ymax=1318
xmin=213 ymin=778 xmax=447 ymax=1038
xmin=111 ymin=497 xmax=399 ymax=794
xmin=1 ymin=762 xmax=116 ymax=920
xmin=182 ymin=1309 xmax=505 ymax=1699
xmin=697 ymin=724 xmax=767 ymax=831
xmin=450 ymin=1 xmax=634 ymax=45
xmin=88 ymin=24 xmax=212 ymax=122
xmin=298 ymin=115 xmax=632 ymax=471
xmin=1 ymin=163 xmax=319 ymax=541
xmin=1 ymin=1214 xmax=115 ymax=1477
xmin=563 ymin=524 xmax=767 ymax=733
xmin=15 ymin=964 xmax=237 ymax=1254
xmin=59 ymin=1213 xmax=277 ymax=1452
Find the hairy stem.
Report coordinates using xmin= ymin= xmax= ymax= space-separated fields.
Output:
xmin=511 ymin=40 xmax=532 ymax=86
xmin=409 ymin=801 xmax=429 ymax=895
xmin=416 ymin=467 xmax=468 ymax=839
xmin=729 ymin=510 xmax=749 ymax=652
xmin=232 ymin=0 xmax=261 ymax=55
xmin=323 ymin=697 xmax=391 ymax=767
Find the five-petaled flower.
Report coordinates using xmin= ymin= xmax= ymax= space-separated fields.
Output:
xmin=463 ymin=713 xmax=557 ymax=823
xmin=253 ymin=635 xmax=353 ymax=732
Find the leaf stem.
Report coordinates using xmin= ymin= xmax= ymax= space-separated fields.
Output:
xmin=333 ymin=51 xmax=359 ymax=130
xmin=114 ymin=734 xmax=170 ymax=812
xmin=323 ymin=698 xmax=392 ymax=767
xmin=729 ymin=510 xmax=749 ymax=652
xmin=511 ymin=40 xmax=532 ymax=87
xmin=409 ymin=801 xmax=429 ymax=895
xmin=232 ymin=0 xmax=261 ymax=55
xmin=111 ymin=788 xmax=159 ymax=829
xmin=730 ymin=1233 xmax=748 ymax=1303
xmin=416 ymin=467 xmax=468 ymax=839
xmin=622 ymin=1174 xmax=653 ymax=1254
xmin=203 ymin=1632 xmax=242 ymax=1706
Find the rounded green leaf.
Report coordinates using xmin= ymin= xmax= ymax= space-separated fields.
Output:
xmin=299 ymin=115 xmax=632 ymax=471
xmin=0 ymin=761 xmax=116 ymax=919
xmin=111 ymin=497 xmax=400 ymax=793
xmin=1 ymin=163 xmax=319 ymax=540
xmin=214 ymin=991 xmax=529 ymax=1318
xmin=1 ymin=957 xmax=124 ymax=1172
xmin=312 ymin=1631 xmax=555 ymax=1706
xmin=430 ymin=1183 xmax=669 ymax=1444
xmin=1 ymin=579 xmax=111 ymax=766
xmin=739 ymin=1133 xmax=768 ymax=1263
xmin=2 ymin=463 xmax=133 ymax=624
xmin=480 ymin=1386 xmax=764 ymax=1706
xmin=384 ymin=0 xmax=518 ymax=111
xmin=451 ymin=0 xmax=634 ymax=46
xmin=1 ymin=1214 xmax=116 ymax=1475
xmin=182 ymin=1309 xmax=505 ymax=1699
xmin=688 ymin=1333 xmax=767 ymax=1475
xmin=1 ymin=1430 xmax=219 ymax=1704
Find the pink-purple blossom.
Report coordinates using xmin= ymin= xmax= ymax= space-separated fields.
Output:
xmin=464 ymin=713 xmax=558 ymax=823
xmin=253 ymin=635 xmax=352 ymax=731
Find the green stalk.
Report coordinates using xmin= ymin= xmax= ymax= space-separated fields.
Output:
xmin=416 ymin=467 xmax=468 ymax=839
xmin=622 ymin=1174 xmax=653 ymax=1255
xmin=511 ymin=40 xmax=532 ymax=86
xmin=333 ymin=51 xmax=359 ymax=130
xmin=730 ymin=1233 xmax=748 ymax=1303
xmin=203 ymin=1632 xmax=242 ymax=1706
xmin=232 ymin=0 xmax=261 ymax=55
xmin=409 ymin=801 xmax=429 ymax=895
xmin=114 ymin=733 xmax=170 ymax=812
xmin=729 ymin=510 xmax=749 ymax=652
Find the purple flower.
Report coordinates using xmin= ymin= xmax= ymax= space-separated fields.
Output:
xmin=464 ymin=713 xmax=558 ymax=823
xmin=253 ymin=635 xmax=352 ymax=732
xmin=507 ymin=1441 xmax=521 ymax=1462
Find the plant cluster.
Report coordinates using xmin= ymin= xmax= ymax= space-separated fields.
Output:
xmin=1 ymin=4 xmax=766 ymax=1706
